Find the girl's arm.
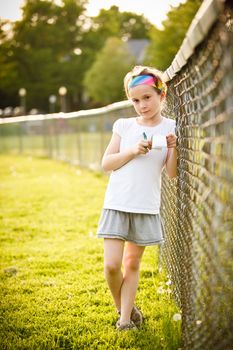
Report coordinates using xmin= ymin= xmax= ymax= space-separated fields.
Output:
xmin=165 ymin=134 xmax=177 ymax=178
xmin=102 ymin=133 xmax=151 ymax=172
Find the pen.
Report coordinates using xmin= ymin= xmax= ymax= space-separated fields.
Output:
xmin=143 ymin=132 xmax=150 ymax=151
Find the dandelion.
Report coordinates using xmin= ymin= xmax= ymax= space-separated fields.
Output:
xmin=173 ymin=313 xmax=181 ymax=321
xmin=157 ymin=286 xmax=165 ymax=294
xmin=196 ymin=320 xmax=202 ymax=325
xmin=43 ymin=280 xmax=56 ymax=287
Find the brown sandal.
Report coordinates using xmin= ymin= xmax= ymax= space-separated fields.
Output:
xmin=116 ymin=319 xmax=138 ymax=331
xmin=131 ymin=306 xmax=144 ymax=328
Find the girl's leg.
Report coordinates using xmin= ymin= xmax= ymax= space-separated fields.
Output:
xmin=120 ymin=242 xmax=145 ymax=323
xmin=104 ymin=238 xmax=125 ymax=311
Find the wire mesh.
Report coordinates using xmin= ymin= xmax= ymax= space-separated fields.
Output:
xmin=0 ymin=105 xmax=135 ymax=170
xmin=161 ymin=4 xmax=233 ymax=349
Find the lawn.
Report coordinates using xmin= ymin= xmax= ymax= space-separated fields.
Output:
xmin=0 ymin=155 xmax=181 ymax=350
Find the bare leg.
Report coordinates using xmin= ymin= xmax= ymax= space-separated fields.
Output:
xmin=120 ymin=243 xmax=145 ymax=323
xmin=104 ymin=238 xmax=125 ymax=311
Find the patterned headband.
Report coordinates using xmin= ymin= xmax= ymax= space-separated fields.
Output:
xmin=128 ymin=74 xmax=165 ymax=93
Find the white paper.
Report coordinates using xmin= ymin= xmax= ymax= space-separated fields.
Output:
xmin=152 ymin=135 xmax=167 ymax=149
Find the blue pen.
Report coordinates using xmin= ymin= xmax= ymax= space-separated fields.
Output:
xmin=143 ymin=132 xmax=150 ymax=151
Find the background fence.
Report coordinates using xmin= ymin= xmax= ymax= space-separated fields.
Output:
xmin=0 ymin=0 xmax=232 ymax=349
xmin=0 ymin=101 xmax=135 ymax=170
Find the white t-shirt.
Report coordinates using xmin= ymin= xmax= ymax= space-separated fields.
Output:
xmin=103 ymin=116 xmax=176 ymax=214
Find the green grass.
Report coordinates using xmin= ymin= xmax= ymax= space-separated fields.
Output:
xmin=0 ymin=155 xmax=181 ymax=350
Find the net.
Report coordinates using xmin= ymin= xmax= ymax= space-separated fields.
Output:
xmin=161 ymin=4 xmax=233 ymax=349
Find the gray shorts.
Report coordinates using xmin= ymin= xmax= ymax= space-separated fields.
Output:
xmin=97 ymin=209 xmax=164 ymax=246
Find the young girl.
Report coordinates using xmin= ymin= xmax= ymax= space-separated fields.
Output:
xmin=97 ymin=65 xmax=177 ymax=331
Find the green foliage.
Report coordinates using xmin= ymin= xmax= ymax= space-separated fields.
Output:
xmin=15 ymin=0 xmax=85 ymax=53
xmin=145 ymin=0 xmax=202 ymax=70
xmin=0 ymin=155 xmax=181 ymax=349
xmin=0 ymin=2 xmax=152 ymax=112
xmin=0 ymin=0 xmax=88 ymax=112
xmin=0 ymin=0 xmax=203 ymax=111
xmin=84 ymin=37 xmax=135 ymax=105
xmin=88 ymin=6 xmax=152 ymax=45
xmin=0 ymin=20 xmax=21 ymax=107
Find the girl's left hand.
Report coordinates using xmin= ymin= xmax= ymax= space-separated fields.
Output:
xmin=166 ymin=134 xmax=177 ymax=148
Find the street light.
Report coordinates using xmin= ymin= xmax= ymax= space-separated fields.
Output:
xmin=58 ymin=86 xmax=67 ymax=112
xmin=49 ymin=94 xmax=57 ymax=113
xmin=18 ymin=88 xmax=27 ymax=115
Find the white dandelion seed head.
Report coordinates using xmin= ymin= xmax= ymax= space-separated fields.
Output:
xmin=173 ymin=313 xmax=182 ymax=321
xmin=157 ymin=286 xmax=165 ymax=294
xmin=166 ymin=279 xmax=172 ymax=285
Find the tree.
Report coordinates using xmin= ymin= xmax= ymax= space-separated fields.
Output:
xmin=0 ymin=2 xmax=153 ymax=112
xmin=145 ymin=0 xmax=202 ymax=71
xmin=83 ymin=37 xmax=135 ymax=105
xmin=0 ymin=20 xmax=21 ymax=108
xmin=81 ymin=6 xmax=153 ymax=106
xmin=92 ymin=6 xmax=152 ymax=40
xmin=0 ymin=0 xmax=88 ymax=112
xmin=82 ymin=6 xmax=152 ymax=63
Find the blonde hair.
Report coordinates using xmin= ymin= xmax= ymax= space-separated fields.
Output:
xmin=124 ymin=65 xmax=167 ymax=99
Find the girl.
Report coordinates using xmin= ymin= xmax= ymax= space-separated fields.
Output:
xmin=97 ymin=65 xmax=177 ymax=331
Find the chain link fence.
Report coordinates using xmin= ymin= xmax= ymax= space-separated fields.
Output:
xmin=161 ymin=2 xmax=233 ymax=349
xmin=0 ymin=102 xmax=135 ymax=170
xmin=0 ymin=1 xmax=232 ymax=349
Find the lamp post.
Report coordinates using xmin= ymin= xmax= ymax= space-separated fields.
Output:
xmin=49 ymin=95 xmax=57 ymax=113
xmin=58 ymin=86 xmax=67 ymax=112
xmin=18 ymin=88 xmax=27 ymax=115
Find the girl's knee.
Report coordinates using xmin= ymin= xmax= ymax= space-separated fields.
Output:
xmin=124 ymin=256 xmax=141 ymax=272
xmin=104 ymin=261 xmax=121 ymax=275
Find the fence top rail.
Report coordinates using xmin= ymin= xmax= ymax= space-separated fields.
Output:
xmin=0 ymin=100 xmax=132 ymax=125
xmin=163 ymin=0 xmax=225 ymax=82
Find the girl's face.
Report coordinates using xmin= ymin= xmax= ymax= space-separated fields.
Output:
xmin=129 ymin=84 xmax=163 ymax=121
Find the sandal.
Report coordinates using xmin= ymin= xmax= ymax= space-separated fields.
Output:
xmin=131 ymin=306 xmax=144 ymax=328
xmin=116 ymin=305 xmax=144 ymax=328
xmin=116 ymin=319 xmax=138 ymax=331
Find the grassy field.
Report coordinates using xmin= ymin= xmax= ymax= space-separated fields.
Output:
xmin=0 ymin=155 xmax=181 ymax=350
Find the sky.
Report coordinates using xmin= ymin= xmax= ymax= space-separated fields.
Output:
xmin=0 ymin=0 xmax=185 ymax=29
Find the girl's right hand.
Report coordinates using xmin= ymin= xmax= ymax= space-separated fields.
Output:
xmin=132 ymin=140 xmax=152 ymax=156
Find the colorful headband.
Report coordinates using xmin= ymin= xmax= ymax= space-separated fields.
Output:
xmin=128 ymin=74 xmax=165 ymax=93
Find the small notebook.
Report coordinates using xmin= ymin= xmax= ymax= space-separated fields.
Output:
xmin=151 ymin=135 xmax=167 ymax=149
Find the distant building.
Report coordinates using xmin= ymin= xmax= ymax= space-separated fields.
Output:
xmin=126 ymin=39 xmax=149 ymax=64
